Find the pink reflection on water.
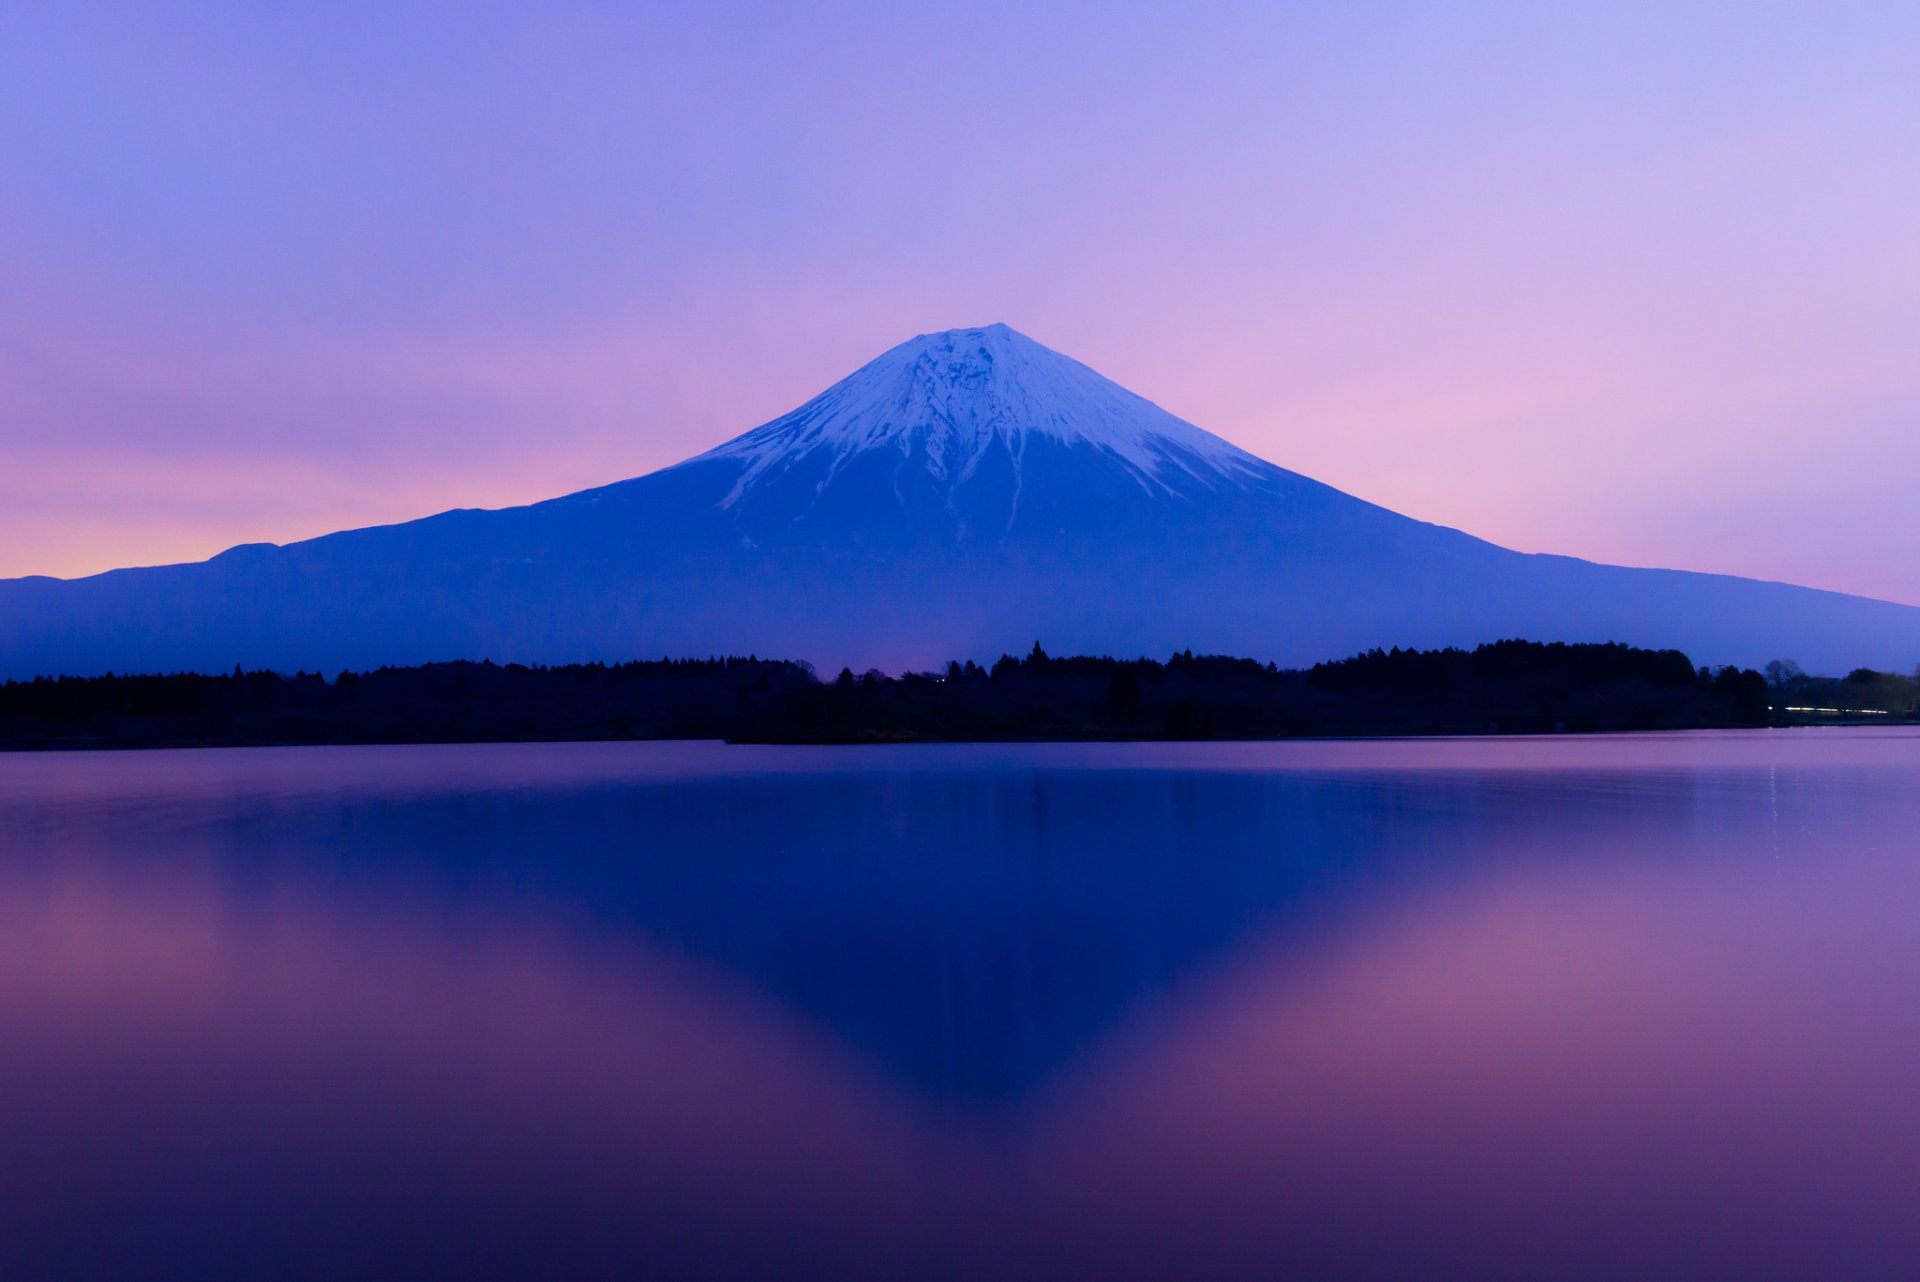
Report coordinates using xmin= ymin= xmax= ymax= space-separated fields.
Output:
xmin=9 ymin=850 xmax=1920 ymax=1278
xmin=0 ymin=866 xmax=974 ymax=1278
xmin=4 ymin=734 xmax=1920 ymax=1278
xmin=1025 ymin=857 xmax=1920 ymax=1279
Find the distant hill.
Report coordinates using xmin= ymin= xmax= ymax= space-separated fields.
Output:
xmin=3 ymin=324 xmax=1917 ymax=678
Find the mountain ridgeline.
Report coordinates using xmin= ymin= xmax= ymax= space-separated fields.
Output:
xmin=4 ymin=324 xmax=1919 ymax=679
xmin=2 ymin=641 xmax=1859 ymax=751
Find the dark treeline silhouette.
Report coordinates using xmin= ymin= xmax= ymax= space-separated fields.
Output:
xmin=0 ymin=640 xmax=1851 ymax=751
xmin=756 ymin=640 xmax=1773 ymax=742
xmin=1763 ymin=658 xmax=1920 ymax=724
xmin=0 ymin=657 xmax=815 ymax=750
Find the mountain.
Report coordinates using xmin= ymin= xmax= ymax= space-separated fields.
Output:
xmin=4 ymin=323 xmax=1917 ymax=679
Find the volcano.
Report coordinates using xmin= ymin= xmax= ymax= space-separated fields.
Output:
xmin=4 ymin=323 xmax=1917 ymax=678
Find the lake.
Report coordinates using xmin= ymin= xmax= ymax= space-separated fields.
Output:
xmin=2 ymin=730 xmax=1917 ymax=1279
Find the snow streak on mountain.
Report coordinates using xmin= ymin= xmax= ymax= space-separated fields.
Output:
xmin=700 ymin=323 xmax=1265 ymax=509
xmin=2 ymin=325 xmax=1917 ymax=677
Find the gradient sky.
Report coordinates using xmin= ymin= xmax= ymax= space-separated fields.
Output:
xmin=3 ymin=2 xmax=1917 ymax=602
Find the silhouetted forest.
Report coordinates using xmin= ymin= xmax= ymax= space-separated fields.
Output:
xmin=0 ymin=639 xmax=1882 ymax=750
xmin=0 ymin=658 xmax=815 ymax=750
xmin=1763 ymin=658 xmax=1920 ymax=725
xmin=754 ymin=641 xmax=1775 ymax=742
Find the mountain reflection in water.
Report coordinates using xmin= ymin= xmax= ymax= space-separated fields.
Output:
xmin=1 ymin=733 xmax=1917 ymax=1280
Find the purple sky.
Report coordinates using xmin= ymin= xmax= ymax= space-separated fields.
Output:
xmin=4 ymin=2 xmax=1917 ymax=602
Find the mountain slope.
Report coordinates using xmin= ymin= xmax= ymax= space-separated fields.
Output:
xmin=3 ymin=324 xmax=1917 ymax=678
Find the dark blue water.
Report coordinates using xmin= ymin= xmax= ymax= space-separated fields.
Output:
xmin=2 ymin=732 xmax=1918 ymax=1279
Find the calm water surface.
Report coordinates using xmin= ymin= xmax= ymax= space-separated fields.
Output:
xmin=3 ymin=730 xmax=1918 ymax=1279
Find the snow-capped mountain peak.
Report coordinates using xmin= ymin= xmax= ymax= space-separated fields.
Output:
xmin=698 ymin=324 xmax=1267 ymax=505
xmin=7 ymin=323 xmax=1920 ymax=680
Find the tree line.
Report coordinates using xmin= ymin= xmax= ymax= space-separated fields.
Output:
xmin=0 ymin=657 xmax=815 ymax=750
xmin=0 ymin=639 xmax=1873 ymax=750
xmin=1762 ymin=659 xmax=1920 ymax=723
xmin=764 ymin=640 xmax=1772 ymax=742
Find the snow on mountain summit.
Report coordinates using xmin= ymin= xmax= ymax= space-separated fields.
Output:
xmin=698 ymin=324 xmax=1267 ymax=505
